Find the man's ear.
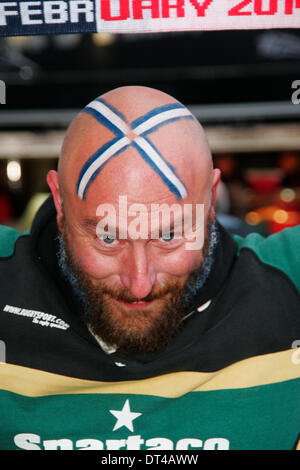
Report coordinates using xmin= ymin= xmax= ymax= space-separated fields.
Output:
xmin=46 ymin=170 xmax=64 ymax=231
xmin=211 ymin=168 xmax=221 ymax=216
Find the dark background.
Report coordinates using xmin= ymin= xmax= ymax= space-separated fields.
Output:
xmin=1 ymin=29 xmax=300 ymax=111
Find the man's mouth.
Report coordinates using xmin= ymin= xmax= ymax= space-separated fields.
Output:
xmin=117 ymin=299 xmax=155 ymax=309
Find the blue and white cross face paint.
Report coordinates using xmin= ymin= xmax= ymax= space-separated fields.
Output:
xmin=76 ymin=98 xmax=194 ymax=201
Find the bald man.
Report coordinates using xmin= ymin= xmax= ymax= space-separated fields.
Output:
xmin=0 ymin=86 xmax=300 ymax=451
xmin=47 ymin=86 xmax=220 ymax=354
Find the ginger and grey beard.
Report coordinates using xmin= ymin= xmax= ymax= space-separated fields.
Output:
xmin=57 ymin=218 xmax=218 ymax=355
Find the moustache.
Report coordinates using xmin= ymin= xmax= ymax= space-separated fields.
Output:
xmin=96 ymin=281 xmax=181 ymax=304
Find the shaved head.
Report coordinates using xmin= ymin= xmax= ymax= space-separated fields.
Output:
xmin=47 ymin=86 xmax=220 ymax=355
xmin=57 ymin=86 xmax=213 ymax=207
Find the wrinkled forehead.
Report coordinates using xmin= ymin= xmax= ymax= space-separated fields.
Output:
xmin=75 ymin=97 xmax=195 ymax=202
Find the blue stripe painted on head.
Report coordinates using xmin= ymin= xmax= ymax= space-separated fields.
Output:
xmin=82 ymin=107 xmax=124 ymax=138
xmin=82 ymin=98 xmax=127 ymax=138
xmin=131 ymin=139 xmax=186 ymax=200
xmin=130 ymin=103 xmax=186 ymax=130
xmin=76 ymin=136 xmax=122 ymax=195
xmin=80 ymin=142 xmax=130 ymax=200
xmin=139 ymin=114 xmax=194 ymax=138
xmin=96 ymin=98 xmax=127 ymax=122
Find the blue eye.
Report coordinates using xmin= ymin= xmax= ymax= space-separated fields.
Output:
xmin=99 ymin=234 xmax=117 ymax=244
xmin=159 ymin=232 xmax=175 ymax=242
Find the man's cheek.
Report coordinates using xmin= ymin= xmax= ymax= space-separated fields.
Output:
xmin=76 ymin=249 xmax=119 ymax=279
xmin=156 ymin=250 xmax=202 ymax=278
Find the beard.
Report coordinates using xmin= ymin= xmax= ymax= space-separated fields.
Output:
xmin=57 ymin=217 xmax=218 ymax=355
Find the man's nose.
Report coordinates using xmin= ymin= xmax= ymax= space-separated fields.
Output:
xmin=120 ymin=243 xmax=156 ymax=299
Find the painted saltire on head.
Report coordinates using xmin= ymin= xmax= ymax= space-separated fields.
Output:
xmin=76 ymin=99 xmax=193 ymax=200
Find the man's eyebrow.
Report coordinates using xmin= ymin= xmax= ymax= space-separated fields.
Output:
xmin=82 ymin=218 xmax=100 ymax=229
xmin=82 ymin=218 xmax=118 ymax=234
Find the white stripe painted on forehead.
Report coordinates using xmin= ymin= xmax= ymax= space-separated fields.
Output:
xmin=133 ymin=136 xmax=188 ymax=199
xmin=77 ymin=136 xmax=131 ymax=200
